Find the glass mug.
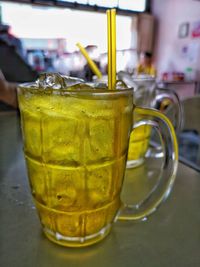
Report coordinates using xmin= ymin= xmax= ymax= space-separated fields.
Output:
xmin=17 ymin=73 xmax=178 ymax=248
xmin=118 ymin=72 xmax=183 ymax=168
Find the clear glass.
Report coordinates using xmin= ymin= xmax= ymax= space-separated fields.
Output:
xmin=17 ymin=73 xmax=178 ymax=247
xmin=117 ymin=73 xmax=183 ymax=168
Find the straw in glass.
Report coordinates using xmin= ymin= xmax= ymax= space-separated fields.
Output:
xmin=107 ymin=9 xmax=116 ymax=90
xmin=76 ymin=42 xmax=102 ymax=79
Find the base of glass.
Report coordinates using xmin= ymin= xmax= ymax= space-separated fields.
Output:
xmin=43 ymin=223 xmax=112 ymax=248
xmin=126 ymin=157 xmax=144 ymax=169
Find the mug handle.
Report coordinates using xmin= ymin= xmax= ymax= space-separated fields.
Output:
xmin=118 ymin=107 xmax=178 ymax=221
xmin=155 ymin=87 xmax=184 ymax=133
xmin=149 ymin=87 xmax=183 ymax=158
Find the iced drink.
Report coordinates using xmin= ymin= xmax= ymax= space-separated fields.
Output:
xmin=18 ymin=76 xmax=133 ymax=247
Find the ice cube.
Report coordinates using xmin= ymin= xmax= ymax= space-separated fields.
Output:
xmin=86 ymin=163 xmax=113 ymax=204
xmin=36 ymin=72 xmax=84 ymax=90
xmin=86 ymin=155 xmax=126 ymax=205
xmin=27 ymin=156 xmax=86 ymax=210
xmin=62 ymin=75 xmax=85 ymax=88
xmin=116 ymin=79 xmax=130 ymax=90
xmin=55 ymin=212 xmax=83 ymax=237
xmin=22 ymin=109 xmax=42 ymax=158
xmin=84 ymin=118 xmax=115 ymax=163
xmin=46 ymin=165 xmax=85 ymax=211
xmin=26 ymin=157 xmax=46 ymax=204
xmin=85 ymin=208 xmax=108 ymax=235
xmin=67 ymin=82 xmax=94 ymax=91
xmin=42 ymin=114 xmax=84 ymax=165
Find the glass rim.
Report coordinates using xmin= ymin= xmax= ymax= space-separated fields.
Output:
xmin=18 ymin=82 xmax=133 ymax=97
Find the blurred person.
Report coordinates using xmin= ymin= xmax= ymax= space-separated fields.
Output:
xmin=0 ymin=24 xmax=26 ymax=59
xmin=136 ymin=51 xmax=156 ymax=77
xmin=44 ymin=56 xmax=55 ymax=72
xmin=0 ymin=70 xmax=18 ymax=109
xmin=33 ymin=55 xmax=45 ymax=72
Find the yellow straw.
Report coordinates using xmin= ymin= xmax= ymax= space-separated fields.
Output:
xmin=107 ymin=9 xmax=111 ymax=90
xmin=111 ymin=9 xmax=116 ymax=90
xmin=107 ymin=9 xmax=116 ymax=90
xmin=76 ymin=42 xmax=102 ymax=79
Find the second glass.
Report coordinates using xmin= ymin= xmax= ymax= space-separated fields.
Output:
xmin=118 ymin=72 xmax=183 ymax=168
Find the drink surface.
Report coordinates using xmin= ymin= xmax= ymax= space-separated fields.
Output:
xmin=18 ymin=86 xmax=132 ymax=246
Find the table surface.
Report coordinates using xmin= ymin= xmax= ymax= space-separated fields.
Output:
xmin=0 ymin=112 xmax=200 ymax=267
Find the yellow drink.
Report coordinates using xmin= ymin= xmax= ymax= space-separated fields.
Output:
xmin=127 ymin=126 xmax=151 ymax=160
xmin=127 ymin=114 xmax=151 ymax=168
xmin=18 ymin=85 xmax=132 ymax=247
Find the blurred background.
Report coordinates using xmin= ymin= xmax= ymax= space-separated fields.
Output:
xmin=0 ymin=0 xmax=139 ymax=82
xmin=0 ymin=0 xmax=200 ymax=96
xmin=0 ymin=0 xmax=200 ymax=170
